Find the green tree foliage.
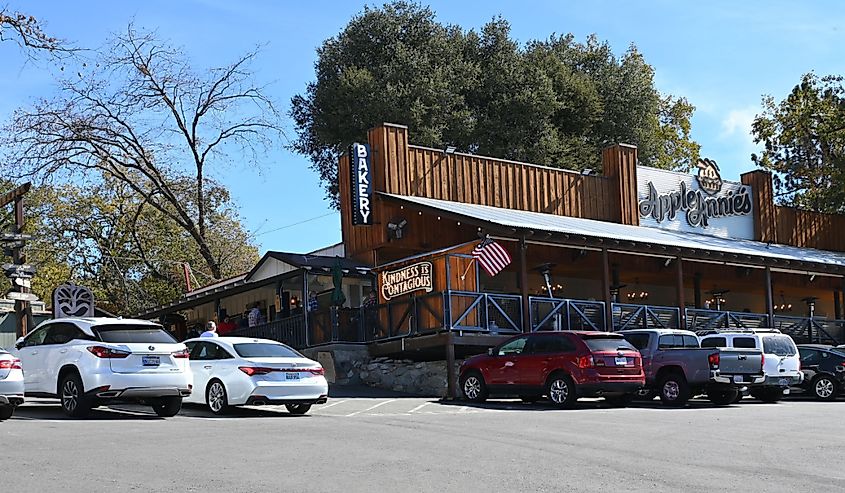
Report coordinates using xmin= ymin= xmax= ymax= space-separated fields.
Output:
xmin=291 ymin=2 xmax=700 ymax=207
xmin=752 ymin=73 xmax=845 ymax=213
xmin=1 ymin=179 xmax=258 ymax=315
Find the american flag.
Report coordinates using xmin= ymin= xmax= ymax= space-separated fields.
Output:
xmin=472 ymin=239 xmax=512 ymax=276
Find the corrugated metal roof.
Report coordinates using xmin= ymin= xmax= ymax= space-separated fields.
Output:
xmin=381 ymin=193 xmax=845 ymax=268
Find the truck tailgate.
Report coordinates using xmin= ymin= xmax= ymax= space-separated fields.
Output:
xmin=718 ymin=349 xmax=763 ymax=375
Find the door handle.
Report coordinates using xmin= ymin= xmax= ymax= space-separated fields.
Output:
xmin=60 ymin=349 xmax=68 ymax=354
xmin=504 ymin=361 xmax=515 ymax=367
xmin=203 ymin=365 xmax=212 ymax=369
xmin=30 ymin=351 xmax=38 ymax=355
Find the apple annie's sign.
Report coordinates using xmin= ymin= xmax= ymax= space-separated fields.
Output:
xmin=636 ymin=159 xmax=754 ymax=240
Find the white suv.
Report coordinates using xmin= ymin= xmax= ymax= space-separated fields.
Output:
xmin=11 ymin=318 xmax=192 ymax=418
xmin=699 ymin=330 xmax=802 ymax=402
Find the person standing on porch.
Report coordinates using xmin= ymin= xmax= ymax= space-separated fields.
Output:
xmin=248 ymin=303 xmax=261 ymax=327
xmin=200 ymin=321 xmax=218 ymax=338
xmin=307 ymin=291 xmax=319 ymax=312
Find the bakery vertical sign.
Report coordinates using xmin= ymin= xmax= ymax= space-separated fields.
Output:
xmin=350 ymin=142 xmax=373 ymax=226
xmin=637 ymin=159 xmax=754 ymax=239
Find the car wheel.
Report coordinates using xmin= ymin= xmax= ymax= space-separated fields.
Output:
xmin=0 ymin=406 xmax=13 ymax=421
xmin=519 ymin=395 xmax=540 ymax=404
xmin=708 ymin=389 xmax=739 ymax=406
xmin=604 ymin=394 xmax=634 ymax=407
xmin=460 ymin=371 xmax=488 ymax=403
xmin=206 ymin=380 xmax=229 ymax=415
xmin=152 ymin=396 xmax=183 ymax=417
xmin=546 ymin=373 xmax=576 ymax=409
xmin=657 ymin=372 xmax=690 ymax=407
xmin=60 ymin=372 xmax=92 ymax=418
xmin=285 ymin=403 xmax=312 ymax=415
xmin=811 ymin=375 xmax=838 ymax=401
xmin=753 ymin=387 xmax=783 ymax=403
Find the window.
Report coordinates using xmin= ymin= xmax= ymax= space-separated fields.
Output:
xmin=798 ymin=348 xmax=819 ymax=365
xmin=580 ymin=335 xmax=636 ymax=352
xmin=208 ymin=343 xmax=233 ymax=360
xmin=94 ymin=324 xmax=177 ymax=343
xmin=762 ymin=335 xmax=796 ymax=357
xmin=497 ymin=337 xmax=528 ymax=356
xmin=733 ymin=337 xmax=757 ymax=349
xmin=623 ymin=333 xmax=650 ymax=351
xmin=189 ymin=342 xmax=211 ymax=360
xmin=700 ymin=337 xmax=727 ymax=348
xmin=682 ymin=335 xmax=700 ymax=348
xmin=233 ymin=343 xmax=302 ymax=359
xmin=528 ymin=335 xmax=574 ymax=354
xmin=43 ymin=323 xmax=91 ymax=345
xmin=23 ymin=326 xmax=49 ymax=347
xmin=658 ymin=335 xmax=677 ymax=349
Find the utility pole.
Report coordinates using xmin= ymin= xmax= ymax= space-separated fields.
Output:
xmin=1 ymin=183 xmax=37 ymax=338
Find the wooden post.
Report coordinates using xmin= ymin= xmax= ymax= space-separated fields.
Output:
xmin=765 ymin=267 xmax=775 ymax=327
xmin=13 ymin=196 xmax=30 ymax=338
xmin=834 ymin=289 xmax=842 ymax=321
xmin=602 ymin=248 xmax=612 ymax=331
xmin=675 ymin=257 xmax=686 ymax=329
xmin=519 ymin=238 xmax=530 ymax=332
xmin=693 ymin=273 xmax=702 ymax=309
xmin=445 ymin=333 xmax=457 ymax=399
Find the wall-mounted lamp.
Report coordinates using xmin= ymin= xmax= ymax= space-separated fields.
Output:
xmin=444 ymin=145 xmax=457 ymax=154
xmin=809 ymin=274 xmax=816 ymax=282
xmin=663 ymin=258 xmax=672 ymax=268
xmin=581 ymin=168 xmax=594 ymax=175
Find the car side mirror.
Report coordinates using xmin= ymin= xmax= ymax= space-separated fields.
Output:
xmin=487 ymin=347 xmax=495 ymax=356
xmin=14 ymin=337 xmax=24 ymax=350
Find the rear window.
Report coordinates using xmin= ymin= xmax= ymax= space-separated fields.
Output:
xmin=762 ymin=336 xmax=797 ymax=356
xmin=623 ymin=333 xmax=650 ymax=351
xmin=658 ymin=334 xmax=700 ymax=349
xmin=700 ymin=337 xmax=726 ymax=348
xmin=233 ymin=343 xmax=302 ymax=358
xmin=733 ymin=337 xmax=757 ymax=349
xmin=579 ymin=335 xmax=636 ymax=352
xmin=94 ymin=325 xmax=176 ymax=343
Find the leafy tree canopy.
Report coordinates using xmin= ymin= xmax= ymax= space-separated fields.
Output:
xmin=291 ymin=1 xmax=699 ymax=207
xmin=752 ymin=72 xmax=845 ymax=213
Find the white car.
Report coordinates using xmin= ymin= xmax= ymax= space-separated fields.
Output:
xmin=699 ymin=329 xmax=802 ymax=402
xmin=10 ymin=318 xmax=192 ymax=418
xmin=0 ymin=349 xmax=24 ymax=420
xmin=183 ymin=337 xmax=328 ymax=415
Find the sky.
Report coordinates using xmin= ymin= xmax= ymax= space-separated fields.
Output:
xmin=2 ymin=0 xmax=844 ymax=256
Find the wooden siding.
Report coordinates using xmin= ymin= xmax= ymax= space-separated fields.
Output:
xmin=741 ymin=170 xmax=777 ymax=243
xmin=776 ymin=207 xmax=845 ymax=252
xmin=602 ymin=144 xmax=639 ymax=225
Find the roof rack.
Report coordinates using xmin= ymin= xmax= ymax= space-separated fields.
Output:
xmin=696 ymin=328 xmax=782 ymax=336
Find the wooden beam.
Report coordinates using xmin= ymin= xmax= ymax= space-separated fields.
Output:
xmin=765 ymin=266 xmax=775 ymax=327
xmin=602 ymin=248 xmax=612 ymax=331
xmin=519 ymin=238 xmax=530 ymax=332
xmin=0 ymin=182 xmax=31 ymax=208
xmin=676 ymin=257 xmax=686 ymax=329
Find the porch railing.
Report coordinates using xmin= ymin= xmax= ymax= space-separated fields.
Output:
xmin=772 ymin=316 xmax=842 ymax=345
xmin=529 ymin=297 xmax=606 ymax=332
xmin=613 ymin=304 xmax=679 ymax=330
xmin=228 ymin=314 xmax=306 ymax=348
xmin=686 ymin=309 xmax=769 ymax=333
xmin=448 ymin=291 xmax=523 ymax=334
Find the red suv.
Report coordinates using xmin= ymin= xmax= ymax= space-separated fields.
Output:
xmin=459 ymin=331 xmax=644 ymax=408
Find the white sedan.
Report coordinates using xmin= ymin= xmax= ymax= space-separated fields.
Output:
xmin=183 ymin=337 xmax=328 ymax=415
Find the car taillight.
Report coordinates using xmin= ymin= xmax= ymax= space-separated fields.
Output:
xmin=577 ymin=355 xmax=594 ymax=369
xmin=86 ymin=346 xmax=131 ymax=358
xmin=761 ymin=352 xmax=765 ymax=368
xmin=708 ymin=352 xmax=720 ymax=369
xmin=239 ymin=366 xmax=274 ymax=376
xmin=307 ymin=367 xmax=325 ymax=375
xmin=171 ymin=348 xmax=190 ymax=359
xmin=0 ymin=359 xmax=21 ymax=370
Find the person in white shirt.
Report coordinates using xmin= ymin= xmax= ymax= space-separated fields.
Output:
xmin=248 ymin=303 xmax=261 ymax=327
xmin=200 ymin=321 xmax=218 ymax=338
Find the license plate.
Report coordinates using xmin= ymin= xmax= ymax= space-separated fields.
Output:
xmin=733 ymin=375 xmax=744 ymax=383
xmin=142 ymin=356 xmax=160 ymax=366
xmin=615 ymin=357 xmax=628 ymax=366
xmin=285 ymin=372 xmax=300 ymax=381
xmin=778 ymin=378 xmax=790 ymax=387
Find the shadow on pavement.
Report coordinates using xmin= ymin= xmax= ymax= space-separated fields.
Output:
xmin=11 ymin=401 xmax=165 ymax=421
xmin=180 ymin=403 xmax=304 ymax=419
xmin=328 ymin=385 xmax=428 ymax=399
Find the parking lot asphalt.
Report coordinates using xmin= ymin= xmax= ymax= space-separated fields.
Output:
xmin=2 ymin=393 xmax=844 ymax=493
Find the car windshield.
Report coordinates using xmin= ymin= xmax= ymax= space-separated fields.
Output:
xmin=762 ymin=335 xmax=797 ymax=356
xmin=233 ymin=343 xmax=302 ymax=358
xmin=580 ymin=335 xmax=636 ymax=352
xmin=94 ymin=325 xmax=177 ymax=343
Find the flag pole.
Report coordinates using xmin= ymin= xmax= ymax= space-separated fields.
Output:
xmin=460 ymin=258 xmax=476 ymax=280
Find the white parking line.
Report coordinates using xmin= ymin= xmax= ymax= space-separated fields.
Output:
xmin=317 ymin=399 xmax=348 ymax=410
xmin=345 ymin=399 xmax=398 ymax=417
xmin=408 ymin=402 xmax=430 ymax=413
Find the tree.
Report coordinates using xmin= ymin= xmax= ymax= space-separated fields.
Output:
xmin=0 ymin=8 xmax=75 ymax=58
xmin=11 ymin=178 xmax=258 ymax=315
xmin=752 ymin=73 xmax=845 ymax=213
xmin=3 ymin=24 xmax=281 ymax=279
xmin=291 ymin=1 xmax=699 ymax=207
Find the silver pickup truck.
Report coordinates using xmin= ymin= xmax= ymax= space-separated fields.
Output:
xmin=620 ymin=329 xmax=764 ymax=406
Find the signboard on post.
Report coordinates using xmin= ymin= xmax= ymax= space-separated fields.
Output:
xmin=6 ymin=292 xmax=39 ymax=302
xmin=350 ymin=142 xmax=373 ymax=226
xmin=52 ymin=283 xmax=95 ymax=318
xmin=381 ymin=262 xmax=433 ymax=301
